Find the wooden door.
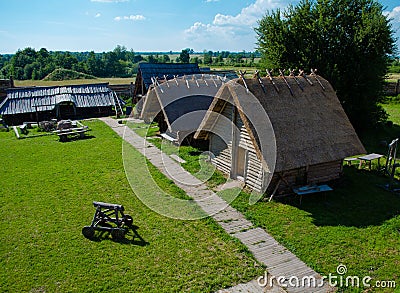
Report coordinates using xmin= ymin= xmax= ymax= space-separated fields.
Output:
xmin=236 ymin=146 xmax=246 ymax=179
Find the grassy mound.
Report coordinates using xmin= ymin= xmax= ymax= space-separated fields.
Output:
xmin=43 ymin=68 xmax=96 ymax=81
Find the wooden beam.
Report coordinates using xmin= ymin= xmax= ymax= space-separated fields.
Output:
xmin=279 ymin=69 xmax=294 ymax=96
xmin=266 ymin=69 xmax=279 ymax=93
xmin=254 ymin=70 xmax=266 ymax=93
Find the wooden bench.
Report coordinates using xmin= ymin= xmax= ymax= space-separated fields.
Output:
xmin=344 ymin=157 xmax=360 ymax=166
xmin=293 ymin=184 xmax=333 ymax=204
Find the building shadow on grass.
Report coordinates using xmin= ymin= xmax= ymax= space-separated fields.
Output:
xmin=275 ymin=167 xmax=400 ymax=228
xmin=84 ymin=225 xmax=149 ymax=246
xmin=59 ymin=135 xmax=96 ymax=143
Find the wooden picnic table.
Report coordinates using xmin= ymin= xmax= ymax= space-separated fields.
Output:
xmin=53 ymin=126 xmax=89 ymax=142
xmin=358 ymin=153 xmax=384 ymax=170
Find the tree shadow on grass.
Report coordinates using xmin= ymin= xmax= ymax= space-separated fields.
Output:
xmin=84 ymin=225 xmax=149 ymax=246
xmin=276 ymin=167 xmax=400 ymax=227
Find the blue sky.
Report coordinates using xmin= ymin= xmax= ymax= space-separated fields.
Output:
xmin=0 ymin=0 xmax=399 ymax=53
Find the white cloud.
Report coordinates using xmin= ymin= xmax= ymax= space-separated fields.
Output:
xmin=185 ymin=0 xmax=285 ymax=50
xmin=114 ymin=15 xmax=146 ymax=21
xmin=213 ymin=0 xmax=282 ymax=26
xmin=386 ymin=6 xmax=400 ymax=23
xmin=91 ymin=0 xmax=129 ymax=3
xmin=205 ymin=0 xmax=220 ymax=2
xmin=95 ymin=13 xmax=101 ymax=18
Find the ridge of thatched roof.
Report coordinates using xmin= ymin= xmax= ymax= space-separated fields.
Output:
xmin=0 ymin=83 xmax=115 ymax=115
xmin=195 ymin=75 xmax=366 ymax=173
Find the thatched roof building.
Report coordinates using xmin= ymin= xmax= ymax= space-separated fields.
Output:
xmin=0 ymin=83 xmax=119 ymax=125
xmin=133 ymin=63 xmax=201 ymax=101
xmin=195 ymin=74 xmax=365 ymax=194
xmin=141 ymin=74 xmax=224 ymax=143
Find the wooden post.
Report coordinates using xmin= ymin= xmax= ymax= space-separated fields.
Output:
xmin=290 ymin=69 xmax=304 ymax=91
xmin=299 ymin=69 xmax=313 ymax=85
xmin=279 ymin=69 xmax=294 ymax=96
xmin=254 ymin=70 xmax=266 ymax=93
xmin=310 ymin=69 xmax=325 ymax=90
xmin=239 ymin=70 xmax=249 ymax=93
xmin=173 ymin=75 xmax=179 ymax=86
xmin=268 ymin=178 xmax=282 ymax=202
xmin=266 ymin=69 xmax=279 ymax=93
xmin=163 ymin=75 xmax=170 ymax=87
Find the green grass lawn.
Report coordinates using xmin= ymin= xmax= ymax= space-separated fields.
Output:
xmin=383 ymin=101 xmax=400 ymax=126
xmin=0 ymin=120 xmax=263 ymax=292
xmin=221 ymin=168 xmax=400 ymax=292
xmin=126 ymin=121 xmax=227 ymax=189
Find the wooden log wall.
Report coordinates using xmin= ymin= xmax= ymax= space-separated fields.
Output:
xmin=307 ymin=160 xmax=343 ymax=184
xmin=236 ymin=115 xmax=264 ymax=192
xmin=209 ymin=102 xmax=265 ymax=192
xmin=109 ymin=83 xmax=135 ymax=99
xmin=210 ymin=103 xmax=233 ymax=175
xmin=384 ymin=80 xmax=400 ymax=96
xmin=268 ymin=160 xmax=343 ymax=195
xmin=0 ymin=78 xmax=14 ymax=102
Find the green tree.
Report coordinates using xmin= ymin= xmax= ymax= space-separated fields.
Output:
xmin=162 ymin=54 xmax=171 ymax=63
xmin=203 ymin=51 xmax=213 ymax=65
xmin=255 ymin=0 xmax=396 ymax=129
xmin=87 ymin=51 xmax=104 ymax=77
xmin=179 ymin=49 xmax=190 ymax=63
xmin=147 ymin=55 xmax=158 ymax=64
xmin=190 ymin=56 xmax=200 ymax=64
xmin=113 ymin=45 xmax=128 ymax=61
xmin=103 ymin=51 xmax=124 ymax=77
xmin=10 ymin=48 xmax=37 ymax=79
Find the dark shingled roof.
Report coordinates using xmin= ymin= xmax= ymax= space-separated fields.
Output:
xmin=0 ymin=83 xmax=115 ymax=115
xmin=137 ymin=63 xmax=201 ymax=91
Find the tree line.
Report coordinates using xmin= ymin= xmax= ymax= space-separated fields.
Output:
xmin=0 ymin=46 xmax=261 ymax=81
xmin=0 ymin=46 xmax=143 ymax=80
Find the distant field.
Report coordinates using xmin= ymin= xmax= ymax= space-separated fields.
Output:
xmin=12 ymin=69 xmax=398 ymax=88
xmin=14 ymin=77 xmax=135 ymax=87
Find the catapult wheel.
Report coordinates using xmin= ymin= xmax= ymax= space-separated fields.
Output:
xmin=82 ymin=226 xmax=95 ymax=239
xmin=123 ymin=215 xmax=133 ymax=226
xmin=111 ymin=228 xmax=125 ymax=240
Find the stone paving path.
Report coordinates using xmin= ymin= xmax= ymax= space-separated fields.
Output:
xmin=100 ymin=117 xmax=334 ymax=293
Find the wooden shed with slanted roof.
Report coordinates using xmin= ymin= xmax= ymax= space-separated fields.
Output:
xmin=195 ymin=73 xmax=366 ymax=194
xmin=0 ymin=83 xmax=122 ymax=125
